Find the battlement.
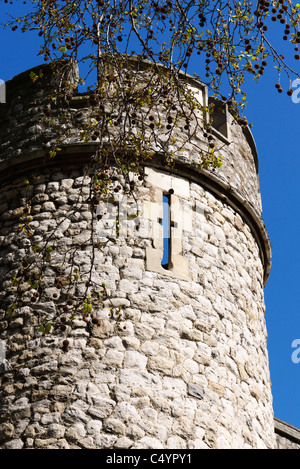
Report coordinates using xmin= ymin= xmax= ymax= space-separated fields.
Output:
xmin=0 ymin=61 xmax=271 ymax=284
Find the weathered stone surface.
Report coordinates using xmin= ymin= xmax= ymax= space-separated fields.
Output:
xmin=0 ymin=62 xmax=283 ymax=450
xmin=187 ymin=383 xmax=204 ymax=400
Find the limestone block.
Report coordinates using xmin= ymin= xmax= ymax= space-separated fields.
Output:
xmin=124 ymin=351 xmax=148 ymax=370
xmin=95 ymin=434 xmax=118 ymax=449
xmin=119 ymin=369 xmax=162 ymax=390
xmin=148 ymin=355 xmax=173 ymax=374
xmin=145 ymin=168 xmax=190 ymax=199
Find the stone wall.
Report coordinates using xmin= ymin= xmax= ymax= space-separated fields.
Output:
xmin=275 ymin=418 xmax=300 ymax=449
xmin=0 ymin=61 xmax=271 ymax=286
xmin=0 ymin=61 xmax=278 ymax=449
xmin=0 ymin=60 xmax=262 ymax=217
xmin=0 ymin=163 xmax=276 ymax=449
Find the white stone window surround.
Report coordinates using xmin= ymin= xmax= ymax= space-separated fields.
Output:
xmin=208 ymin=96 xmax=231 ymax=144
xmin=184 ymin=77 xmax=231 ymax=145
xmin=144 ymin=168 xmax=192 ymax=280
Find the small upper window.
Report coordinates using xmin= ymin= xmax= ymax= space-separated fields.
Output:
xmin=208 ymin=96 xmax=230 ymax=142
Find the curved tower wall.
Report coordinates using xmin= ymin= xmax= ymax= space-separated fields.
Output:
xmin=0 ymin=63 xmax=275 ymax=449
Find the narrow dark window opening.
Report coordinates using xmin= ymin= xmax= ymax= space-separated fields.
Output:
xmin=161 ymin=194 xmax=170 ymax=269
xmin=208 ymin=96 xmax=229 ymax=140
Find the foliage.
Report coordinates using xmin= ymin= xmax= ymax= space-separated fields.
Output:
xmin=3 ymin=0 xmax=300 ymax=103
xmin=3 ymin=0 xmax=300 ymax=159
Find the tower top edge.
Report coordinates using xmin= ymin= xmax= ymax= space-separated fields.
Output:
xmin=2 ymin=57 xmax=258 ymax=170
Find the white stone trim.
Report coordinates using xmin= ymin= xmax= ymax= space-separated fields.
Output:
xmin=144 ymin=169 xmax=191 ymax=280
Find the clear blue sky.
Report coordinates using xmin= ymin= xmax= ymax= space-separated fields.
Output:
xmin=0 ymin=2 xmax=299 ymax=430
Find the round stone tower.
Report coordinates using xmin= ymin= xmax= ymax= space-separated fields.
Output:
xmin=0 ymin=61 xmax=275 ymax=449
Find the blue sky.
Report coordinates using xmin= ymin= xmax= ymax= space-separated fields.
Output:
xmin=0 ymin=2 xmax=299 ymax=430
xmin=246 ymin=74 xmax=300 ymax=430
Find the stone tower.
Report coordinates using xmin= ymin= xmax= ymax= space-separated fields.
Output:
xmin=0 ymin=60 xmax=276 ymax=449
